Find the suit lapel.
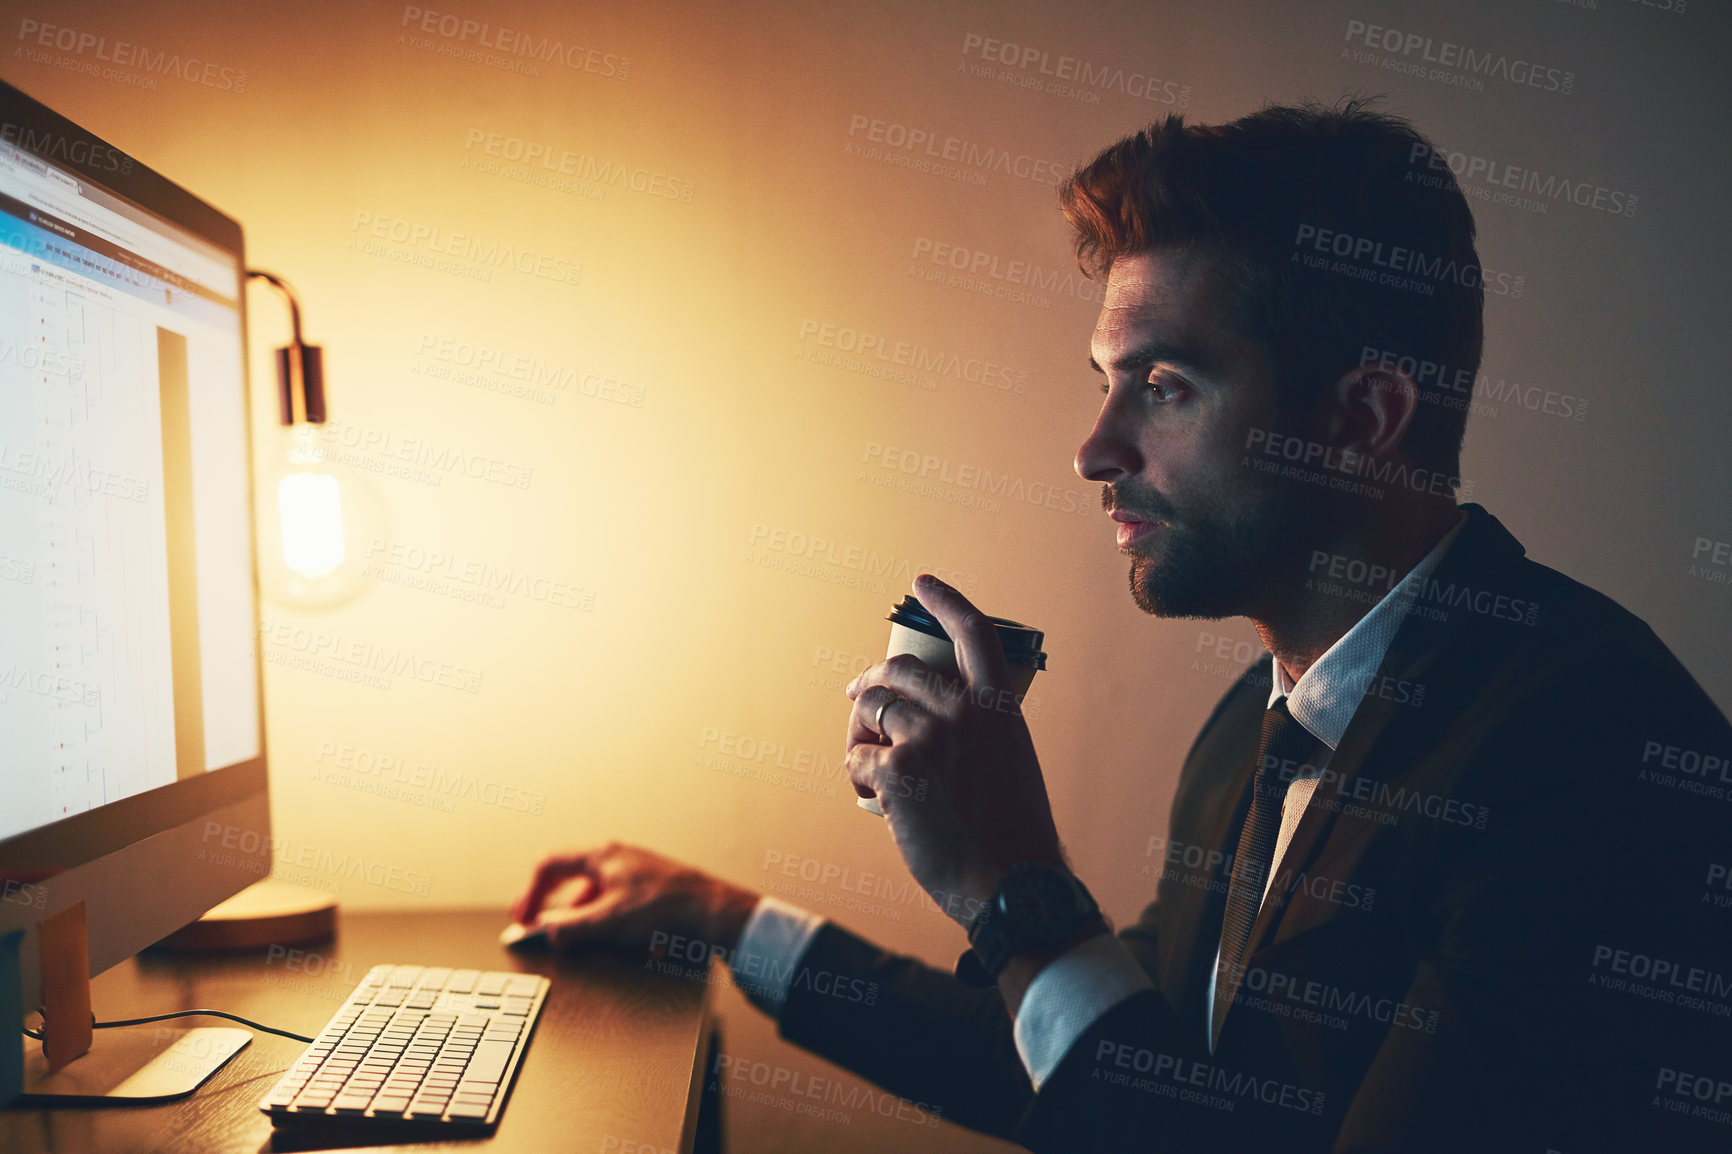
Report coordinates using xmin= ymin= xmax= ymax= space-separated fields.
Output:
xmin=1162 ymin=677 xmax=1265 ymax=1030
xmin=1239 ymin=504 xmax=1529 ymax=959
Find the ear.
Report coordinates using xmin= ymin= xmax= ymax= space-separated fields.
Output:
xmin=1319 ymin=363 xmax=1420 ymax=460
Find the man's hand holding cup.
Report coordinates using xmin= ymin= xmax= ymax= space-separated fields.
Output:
xmin=845 ymin=574 xmax=1064 ymax=925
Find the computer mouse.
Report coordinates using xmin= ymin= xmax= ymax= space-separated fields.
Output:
xmin=499 ymin=921 xmax=551 ymax=949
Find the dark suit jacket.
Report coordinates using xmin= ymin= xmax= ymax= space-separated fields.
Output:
xmin=770 ymin=505 xmax=1732 ymax=1152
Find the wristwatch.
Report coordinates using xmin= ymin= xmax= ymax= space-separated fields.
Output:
xmin=956 ymin=862 xmax=1102 ymax=987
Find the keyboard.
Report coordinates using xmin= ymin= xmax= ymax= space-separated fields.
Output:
xmin=259 ymin=963 xmax=548 ymax=1131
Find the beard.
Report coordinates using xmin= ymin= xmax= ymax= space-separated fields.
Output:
xmin=1110 ymin=475 xmax=1318 ymax=620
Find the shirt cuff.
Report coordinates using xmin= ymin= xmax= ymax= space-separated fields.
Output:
xmin=1013 ymin=932 xmax=1154 ymax=1091
xmin=728 ymin=895 xmax=826 ymax=1017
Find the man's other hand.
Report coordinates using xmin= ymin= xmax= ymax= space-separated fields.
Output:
xmin=509 ymin=842 xmax=760 ymax=955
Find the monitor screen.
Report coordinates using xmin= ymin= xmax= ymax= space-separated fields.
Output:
xmin=0 ymin=131 xmax=259 ymax=843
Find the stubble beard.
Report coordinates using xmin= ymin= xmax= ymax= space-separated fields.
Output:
xmin=1125 ymin=482 xmax=1315 ymax=620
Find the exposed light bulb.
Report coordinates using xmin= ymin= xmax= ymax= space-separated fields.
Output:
xmin=257 ymin=426 xmax=383 ymax=609
xmin=278 ymin=472 xmax=345 ymax=579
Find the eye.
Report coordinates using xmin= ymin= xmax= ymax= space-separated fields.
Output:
xmin=1146 ymin=369 xmax=1188 ymax=403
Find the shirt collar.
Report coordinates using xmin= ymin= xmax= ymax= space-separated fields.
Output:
xmin=1267 ymin=511 xmax=1468 ymax=750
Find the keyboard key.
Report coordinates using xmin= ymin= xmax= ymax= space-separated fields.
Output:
xmin=464 ymin=1040 xmax=515 ymax=1084
xmin=447 ymin=1101 xmax=490 ymax=1119
xmin=447 ymin=970 xmax=478 ymax=994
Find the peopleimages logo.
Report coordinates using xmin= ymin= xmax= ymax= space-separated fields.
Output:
xmin=862 ymin=440 xmax=1091 ymax=516
xmin=1358 ymin=347 xmax=1587 ymax=424
xmin=796 ymin=318 xmax=1027 ymax=394
xmin=0 ymin=335 xmax=84 ymax=377
xmin=958 ymin=32 xmax=1191 ymax=107
xmin=319 ymin=420 xmax=534 ymax=489
xmin=1294 ymin=224 xmax=1524 ymax=298
xmin=1342 ymin=19 xmax=1574 ymax=96
xmin=462 ymin=128 xmax=695 ymax=204
xmin=0 ymin=122 xmax=132 ymax=175
xmin=15 ymin=18 xmax=249 ymax=93
xmin=744 ymin=522 xmax=979 ymax=595
xmin=1243 ymin=427 xmax=1468 ymax=501
xmin=398 ymin=6 xmax=628 ymax=78
xmin=845 ymin=113 xmax=1068 ymax=186
xmin=1408 ymin=143 xmax=1637 ymax=219
xmin=910 ymin=236 xmax=1102 ymax=306
xmin=349 ymin=211 xmax=582 ymax=287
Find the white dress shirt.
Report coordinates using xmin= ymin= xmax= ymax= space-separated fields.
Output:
xmin=731 ymin=513 xmax=1468 ymax=1090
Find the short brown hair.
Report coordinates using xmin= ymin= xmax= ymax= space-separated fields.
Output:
xmin=1060 ymin=98 xmax=1482 ymax=477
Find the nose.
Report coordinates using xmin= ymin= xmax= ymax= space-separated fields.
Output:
xmin=1075 ymin=393 xmax=1143 ymax=483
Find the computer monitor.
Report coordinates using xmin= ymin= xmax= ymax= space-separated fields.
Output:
xmin=0 ymin=78 xmax=271 ymax=1092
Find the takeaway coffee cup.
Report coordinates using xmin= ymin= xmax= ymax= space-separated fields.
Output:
xmin=858 ymin=595 xmax=1047 ymax=815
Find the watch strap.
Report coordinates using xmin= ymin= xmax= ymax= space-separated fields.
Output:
xmin=954 ymin=946 xmax=995 ymax=989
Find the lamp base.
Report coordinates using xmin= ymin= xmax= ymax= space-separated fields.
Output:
xmin=153 ymin=879 xmax=337 ymax=952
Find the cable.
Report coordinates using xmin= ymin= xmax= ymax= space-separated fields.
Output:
xmin=23 ymin=1009 xmax=314 ymax=1044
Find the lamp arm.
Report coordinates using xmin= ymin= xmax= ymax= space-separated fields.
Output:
xmin=245 ymin=269 xmax=325 ymax=425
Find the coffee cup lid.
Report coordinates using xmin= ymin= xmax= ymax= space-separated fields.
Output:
xmin=887 ymin=595 xmax=1047 ymax=671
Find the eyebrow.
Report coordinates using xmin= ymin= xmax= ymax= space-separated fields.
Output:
xmin=1088 ymin=340 xmax=1208 ymax=377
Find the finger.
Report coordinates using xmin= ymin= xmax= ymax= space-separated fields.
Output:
xmin=843 ymin=693 xmax=889 ymax=798
xmin=848 ymin=685 xmax=934 ymax=753
xmin=543 ymin=873 xmax=597 ymax=912
xmin=845 ymin=741 xmax=894 ymax=804
xmin=913 ymin=574 xmax=1009 ymax=690
xmin=849 ymin=653 xmax=964 ymax=714
xmin=513 ymin=850 xmax=602 ymax=925
xmin=540 ymin=891 xmax=630 ymax=952
xmin=846 ymin=684 xmax=891 ymax=750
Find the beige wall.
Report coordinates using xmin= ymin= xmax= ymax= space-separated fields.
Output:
xmin=7 ymin=0 xmax=1727 ymax=1148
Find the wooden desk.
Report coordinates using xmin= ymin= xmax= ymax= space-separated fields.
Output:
xmin=1 ymin=909 xmax=721 ymax=1153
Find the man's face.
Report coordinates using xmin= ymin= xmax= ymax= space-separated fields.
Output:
xmin=1075 ymin=248 xmax=1319 ymax=619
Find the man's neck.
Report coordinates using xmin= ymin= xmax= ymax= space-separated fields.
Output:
xmin=1254 ymin=502 xmax=1463 ymax=686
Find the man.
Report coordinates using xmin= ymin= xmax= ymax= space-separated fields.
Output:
xmin=512 ymin=101 xmax=1731 ymax=1152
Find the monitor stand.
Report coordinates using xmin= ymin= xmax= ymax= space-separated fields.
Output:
xmin=20 ymin=1027 xmax=251 ymax=1102
xmin=13 ymin=901 xmax=249 ymax=1104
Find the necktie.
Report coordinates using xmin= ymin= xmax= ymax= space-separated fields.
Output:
xmin=1212 ymin=698 xmax=1320 ymax=1044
